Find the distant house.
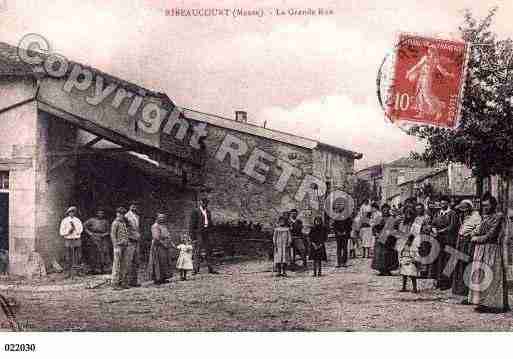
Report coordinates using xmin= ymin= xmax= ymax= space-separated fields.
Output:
xmin=398 ymin=163 xmax=476 ymax=204
xmin=357 ymin=157 xmax=432 ymax=205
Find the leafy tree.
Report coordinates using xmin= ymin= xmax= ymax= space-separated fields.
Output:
xmin=409 ymin=7 xmax=513 ymax=195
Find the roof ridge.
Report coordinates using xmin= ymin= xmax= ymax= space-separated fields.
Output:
xmin=182 ymin=107 xmax=363 ymax=158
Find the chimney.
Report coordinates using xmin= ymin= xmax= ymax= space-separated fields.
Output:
xmin=235 ymin=110 xmax=248 ymax=123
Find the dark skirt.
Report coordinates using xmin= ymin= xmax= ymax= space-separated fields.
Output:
xmin=371 ymin=240 xmax=399 ymax=273
xmin=452 ymin=236 xmax=475 ymax=296
xmin=147 ymin=242 xmax=171 ymax=282
xmin=309 ymin=243 xmax=327 ymax=261
xmin=418 ymin=237 xmax=439 ymax=279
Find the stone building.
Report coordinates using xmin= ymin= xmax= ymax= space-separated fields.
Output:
xmin=356 ymin=157 xmax=431 ymax=204
xmin=0 ymin=42 xmax=203 ymax=275
xmin=0 ymin=42 xmax=362 ymax=275
xmin=398 ymin=163 xmax=475 ymax=203
xmin=180 ymin=109 xmax=362 ymax=230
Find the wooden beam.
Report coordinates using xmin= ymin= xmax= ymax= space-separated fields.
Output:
xmin=83 ymin=136 xmax=104 ymax=148
xmin=37 ymin=100 xmax=203 ymax=167
xmin=48 ymin=147 xmax=130 ymax=158
xmin=38 ymin=101 xmax=145 ymax=152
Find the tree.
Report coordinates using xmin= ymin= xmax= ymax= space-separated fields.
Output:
xmin=409 ymin=8 xmax=513 ymax=196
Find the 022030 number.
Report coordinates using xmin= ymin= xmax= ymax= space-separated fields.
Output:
xmin=4 ymin=344 xmax=36 ymax=352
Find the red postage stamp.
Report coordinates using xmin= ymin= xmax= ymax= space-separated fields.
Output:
xmin=387 ymin=33 xmax=469 ymax=129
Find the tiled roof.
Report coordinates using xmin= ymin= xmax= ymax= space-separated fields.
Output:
xmin=0 ymin=42 xmax=173 ymax=107
xmin=0 ymin=42 xmax=37 ymax=76
xmin=1 ymin=42 xmax=362 ymax=159
xmin=398 ymin=167 xmax=448 ymax=186
xmin=386 ymin=156 xmax=428 ymax=168
xmin=181 ymin=108 xmax=363 ymax=159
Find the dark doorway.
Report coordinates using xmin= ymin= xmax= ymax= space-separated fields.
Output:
xmin=0 ymin=193 xmax=8 ymax=251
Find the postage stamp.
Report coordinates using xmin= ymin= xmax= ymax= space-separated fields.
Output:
xmin=386 ymin=33 xmax=469 ymax=129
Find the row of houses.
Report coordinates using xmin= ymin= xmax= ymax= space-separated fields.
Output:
xmin=356 ymin=154 xmax=513 ymax=218
xmin=356 ymin=157 xmax=476 ymax=207
xmin=0 ymin=42 xmax=362 ymax=275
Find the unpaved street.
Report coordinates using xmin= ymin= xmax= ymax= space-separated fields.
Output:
xmin=4 ymin=242 xmax=513 ymax=331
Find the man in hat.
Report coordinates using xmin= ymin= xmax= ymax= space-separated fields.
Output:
xmin=333 ymin=202 xmax=353 ymax=267
xmin=111 ymin=207 xmax=130 ymax=290
xmin=84 ymin=208 xmax=110 ymax=274
xmin=430 ymin=195 xmax=460 ymax=290
xmin=289 ymin=209 xmax=307 ymax=268
xmin=190 ymin=197 xmax=218 ymax=274
xmin=125 ymin=202 xmax=141 ymax=287
xmin=59 ymin=206 xmax=84 ymax=277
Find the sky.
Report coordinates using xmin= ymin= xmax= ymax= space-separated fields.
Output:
xmin=2 ymin=0 xmax=513 ymax=169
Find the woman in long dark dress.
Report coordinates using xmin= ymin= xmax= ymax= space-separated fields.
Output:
xmin=371 ymin=204 xmax=399 ymax=276
xmin=309 ymin=217 xmax=327 ymax=277
xmin=148 ymin=213 xmax=173 ymax=285
xmin=452 ymin=200 xmax=481 ymax=300
xmin=469 ymin=195 xmax=510 ymax=313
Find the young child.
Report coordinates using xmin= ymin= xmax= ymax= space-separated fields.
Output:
xmin=399 ymin=234 xmax=419 ymax=293
xmin=273 ymin=216 xmax=292 ymax=277
xmin=309 ymin=217 xmax=327 ymax=277
xmin=360 ymin=212 xmax=373 ymax=258
xmin=176 ymin=234 xmax=194 ymax=281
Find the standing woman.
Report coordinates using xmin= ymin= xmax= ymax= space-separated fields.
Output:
xmin=452 ymin=199 xmax=481 ymax=301
xmin=148 ymin=213 xmax=173 ymax=285
xmin=273 ymin=216 xmax=292 ymax=277
xmin=411 ymin=203 xmax=432 ymax=279
xmin=469 ymin=194 xmax=510 ymax=313
xmin=396 ymin=206 xmax=419 ymax=292
xmin=369 ymin=202 xmax=382 ymax=257
xmin=360 ymin=212 xmax=373 ymax=258
xmin=371 ymin=204 xmax=399 ymax=276
xmin=309 ymin=217 xmax=328 ymax=277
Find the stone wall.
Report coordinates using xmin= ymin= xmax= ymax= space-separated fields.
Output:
xmin=0 ymin=77 xmax=38 ymax=275
xmin=198 ymin=123 xmax=356 ymax=231
xmin=34 ymin=111 xmax=77 ymax=268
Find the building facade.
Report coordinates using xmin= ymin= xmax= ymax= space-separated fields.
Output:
xmin=181 ymin=109 xmax=362 ymax=230
xmin=1 ymin=42 xmax=362 ymax=275
xmin=0 ymin=42 xmax=203 ymax=275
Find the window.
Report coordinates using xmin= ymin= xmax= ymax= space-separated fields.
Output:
xmin=397 ymin=171 xmax=405 ymax=185
xmin=0 ymin=172 xmax=9 ymax=190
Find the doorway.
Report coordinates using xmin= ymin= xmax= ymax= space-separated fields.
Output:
xmin=0 ymin=193 xmax=8 ymax=251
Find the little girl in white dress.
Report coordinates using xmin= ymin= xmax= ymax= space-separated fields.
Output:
xmin=176 ymin=234 xmax=194 ymax=281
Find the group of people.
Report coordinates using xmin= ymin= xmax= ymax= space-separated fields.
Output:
xmin=272 ymin=207 xmax=353 ymax=278
xmin=271 ymin=193 xmax=510 ymax=314
xmin=272 ymin=213 xmax=327 ymax=277
xmin=59 ymin=197 xmax=219 ymax=290
xmin=352 ymin=194 xmax=510 ymax=313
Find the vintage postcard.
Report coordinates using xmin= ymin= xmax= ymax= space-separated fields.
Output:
xmin=2 ymin=0 xmax=513 ymax=355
